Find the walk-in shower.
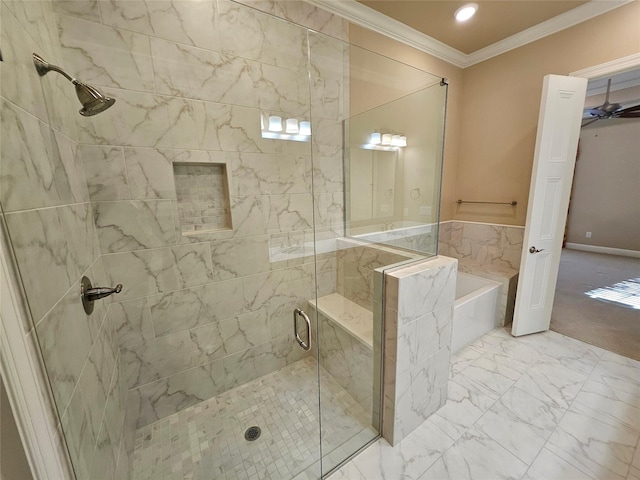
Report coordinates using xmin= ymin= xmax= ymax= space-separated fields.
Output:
xmin=0 ymin=1 xmax=447 ymax=479
xmin=32 ymin=53 xmax=115 ymax=116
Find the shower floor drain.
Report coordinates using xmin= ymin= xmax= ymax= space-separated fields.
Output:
xmin=244 ymin=426 xmax=261 ymax=441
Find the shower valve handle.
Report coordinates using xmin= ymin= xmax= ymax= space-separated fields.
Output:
xmin=81 ymin=276 xmax=122 ymax=315
xmin=85 ymin=284 xmax=122 ymax=301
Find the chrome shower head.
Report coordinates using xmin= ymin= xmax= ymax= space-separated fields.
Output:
xmin=33 ymin=53 xmax=115 ymax=116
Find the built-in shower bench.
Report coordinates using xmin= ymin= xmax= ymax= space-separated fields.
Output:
xmin=309 ymin=293 xmax=373 ymax=348
xmin=308 ymin=293 xmax=373 ymax=413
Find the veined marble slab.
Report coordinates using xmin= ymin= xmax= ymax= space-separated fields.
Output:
xmin=310 ymin=293 xmax=373 ymax=349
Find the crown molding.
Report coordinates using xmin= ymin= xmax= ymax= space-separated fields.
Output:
xmin=465 ymin=0 xmax=635 ymax=67
xmin=305 ymin=0 xmax=634 ymax=70
xmin=304 ymin=0 xmax=467 ymax=68
xmin=571 ymin=52 xmax=640 ymax=79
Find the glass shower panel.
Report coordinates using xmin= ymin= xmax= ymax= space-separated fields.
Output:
xmin=0 ymin=1 xmax=333 ymax=478
xmin=308 ymin=36 xmax=448 ymax=475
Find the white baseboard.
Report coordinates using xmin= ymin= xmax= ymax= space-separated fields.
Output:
xmin=565 ymin=243 xmax=640 ymax=259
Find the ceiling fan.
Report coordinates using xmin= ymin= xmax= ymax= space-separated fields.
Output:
xmin=582 ymin=78 xmax=640 ymax=127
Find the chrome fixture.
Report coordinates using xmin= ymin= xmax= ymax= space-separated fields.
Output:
xmin=293 ymin=308 xmax=311 ymax=351
xmin=32 ymin=53 xmax=115 ymax=116
xmin=81 ymin=276 xmax=122 ymax=314
xmin=529 ymin=246 xmax=545 ymax=254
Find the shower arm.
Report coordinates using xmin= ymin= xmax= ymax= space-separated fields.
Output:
xmin=33 ymin=53 xmax=76 ymax=83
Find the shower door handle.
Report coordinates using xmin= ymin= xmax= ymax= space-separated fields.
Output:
xmin=293 ymin=308 xmax=311 ymax=351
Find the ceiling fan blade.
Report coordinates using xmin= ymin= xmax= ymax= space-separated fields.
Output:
xmin=616 ymin=111 xmax=640 ymax=118
xmin=581 ymin=117 xmax=600 ymax=128
xmin=604 ymin=78 xmax=612 ymax=104
xmin=617 ymin=104 xmax=640 ymax=115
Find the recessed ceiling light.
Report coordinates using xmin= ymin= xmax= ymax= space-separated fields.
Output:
xmin=455 ymin=3 xmax=478 ymax=22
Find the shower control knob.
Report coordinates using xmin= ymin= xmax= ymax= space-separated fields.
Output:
xmin=81 ymin=276 xmax=123 ymax=315
xmin=529 ymin=246 xmax=545 ymax=254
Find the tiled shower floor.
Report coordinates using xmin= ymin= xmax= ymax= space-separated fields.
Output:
xmin=131 ymin=356 xmax=374 ymax=480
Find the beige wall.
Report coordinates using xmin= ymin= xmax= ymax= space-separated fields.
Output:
xmin=349 ymin=26 xmax=464 ymax=222
xmin=351 ymin=1 xmax=640 ymax=226
xmin=566 ymin=118 xmax=640 ymax=251
xmin=456 ymin=1 xmax=640 ymax=226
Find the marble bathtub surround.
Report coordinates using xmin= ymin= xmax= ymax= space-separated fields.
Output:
xmin=439 ymin=221 xmax=522 ymax=325
xmin=382 ymin=256 xmax=457 ymax=445
xmin=439 ymin=220 xmax=524 ymax=272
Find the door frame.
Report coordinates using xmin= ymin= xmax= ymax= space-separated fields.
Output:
xmin=0 ymin=221 xmax=74 ymax=479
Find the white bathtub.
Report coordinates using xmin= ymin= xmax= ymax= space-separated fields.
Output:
xmin=451 ymin=273 xmax=502 ymax=353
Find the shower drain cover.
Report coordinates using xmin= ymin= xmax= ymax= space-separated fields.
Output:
xmin=244 ymin=426 xmax=261 ymax=441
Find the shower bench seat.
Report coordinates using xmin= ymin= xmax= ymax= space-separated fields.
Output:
xmin=308 ymin=293 xmax=373 ymax=413
xmin=309 ymin=293 xmax=373 ymax=348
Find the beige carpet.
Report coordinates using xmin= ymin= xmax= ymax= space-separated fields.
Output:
xmin=551 ymin=248 xmax=640 ymax=361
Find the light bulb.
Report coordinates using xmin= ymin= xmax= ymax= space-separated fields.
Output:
xmin=285 ymin=118 xmax=299 ymax=134
xmin=370 ymin=132 xmax=381 ymax=145
xmin=268 ymin=116 xmax=283 ymax=132
xmin=381 ymin=133 xmax=392 ymax=145
xmin=398 ymin=136 xmax=407 ymax=147
xmin=299 ymin=121 xmax=311 ymax=136
xmin=391 ymin=135 xmax=401 ymax=146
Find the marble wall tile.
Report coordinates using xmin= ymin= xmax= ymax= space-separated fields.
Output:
xmin=122 ymin=330 xmax=195 ymax=388
xmin=396 ymin=307 xmax=453 ymax=373
xmin=242 ymin=265 xmax=313 ymax=313
xmin=218 ymin=0 xmax=308 ymax=71
xmin=131 ymin=358 xmax=227 ymax=428
xmin=166 ymin=97 xmax=200 ymax=150
xmin=231 ymin=153 xmax=311 ymax=196
xmin=124 ymin=147 xmax=207 ymax=200
xmin=209 ymin=235 xmax=272 ymax=281
xmin=190 ymin=310 xmax=271 ymax=363
xmin=77 ymin=88 xmax=173 ymax=148
xmin=80 ymin=145 xmax=130 ymax=201
xmin=102 ymin=243 xmax=214 ymax=301
xmin=1 ymin=5 xmax=49 ymax=121
xmin=35 ymin=273 xmax=94 ymax=413
xmin=148 ymin=278 xmax=244 ymax=336
xmin=310 ymin=76 xmax=343 ymax=121
xmin=57 ymin=14 xmax=155 ymax=92
xmin=99 ymin=0 xmax=220 ymax=52
xmin=93 ymin=200 xmax=176 ymax=253
xmin=1 ymin=100 xmax=79 ymax=212
xmin=52 ymin=0 xmax=102 ymax=22
xmin=396 ymin=258 xmax=457 ymax=325
xmin=5 ymin=204 xmax=98 ymax=322
xmin=109 ymin=298 xmax=154 ymax=348
xmin=103 ymin=355 xmax=126 ymax=451
xmin=60 ymin=380 xmax=94 ymax=480
xmin=267 ymin=193 xmax=314 ymax=233
xmin=315 ymin=310 xmax=373 ymax=413
xmin=88 ymin=420 xmax=117 ymax=480
xmin=308 ymin=31 xmax=348 ymax=82
xmin=312 ymin=156 xmax=344 ymax=194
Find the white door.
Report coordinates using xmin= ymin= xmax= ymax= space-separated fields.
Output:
xmin=512 ymin=74 xmax=588 ymax=337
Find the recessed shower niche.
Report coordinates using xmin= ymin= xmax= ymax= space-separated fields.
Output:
xmin=173 ymin=162 xmax=232 ymax=235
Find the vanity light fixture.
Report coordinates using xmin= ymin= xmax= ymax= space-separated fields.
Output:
xmin=454 ymin=3 xmax=478 ymax=22
xmin=261 ymin=113 xmax=311 ymax=142
xmin=362 ymin=131 xmax=407 ymax=151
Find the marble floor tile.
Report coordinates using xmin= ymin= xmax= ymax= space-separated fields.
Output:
xmin=460 ymin=354 xmax=524 ymax=397
xmin=546 ymin=401 xmax=639 ymax=480
xmin=430 ymin=374 xmax=498 ymax=441
xmin=512 ymin=361 xmax=587 ymax=409
xmin=352 ymin=418 xmax=454 ymax=480
xmin=417 ymin=426 xmax=528 ymax=480
xmin=524 ymin=448 xmax=595 ymax=480
xmin=475 ymin=386 xmax=566 ymax=464
xmin=449 ymin=346 xmax=483 ymax=377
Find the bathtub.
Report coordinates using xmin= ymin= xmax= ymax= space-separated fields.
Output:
xmin=450 ymin=273 xmax=502 ymax=353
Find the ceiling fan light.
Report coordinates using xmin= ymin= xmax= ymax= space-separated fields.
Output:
xmin=455 ymin=3 xmax=478 ymax=22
